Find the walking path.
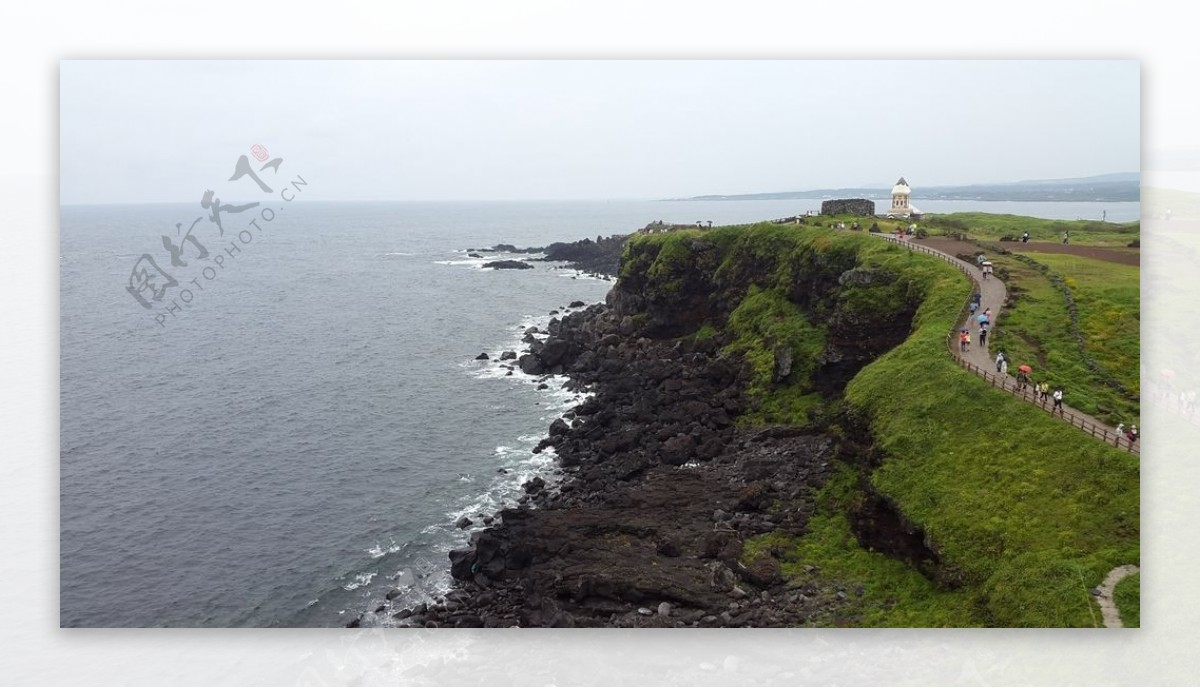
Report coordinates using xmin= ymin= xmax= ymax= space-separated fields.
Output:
xmin=875 ymin=234 xmax=1139 ymax=455
xmin=1095 ymin=564 xmax=1139 ymax=628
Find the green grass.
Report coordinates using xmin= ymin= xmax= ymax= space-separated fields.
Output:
xmin=620 ymin=222 xmax=1139 ymax=626
xmin=744 ymin=466 xmax=982 ymax=627
xmin=922 ymin=212 xmax=1139 ymax=247
xmin=837 ymin=252 xmax=1138 ymax=625
xmin=723 ymin=286 xmax=827 ymax=425
xmin=983 ymin=250 xmax=1140 ymax=425
xmin=1114 ymin=572 xmax=1140 ymax=628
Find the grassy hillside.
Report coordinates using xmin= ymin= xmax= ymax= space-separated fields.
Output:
xmin=621 ymin=222 xmax=1140 ymax=627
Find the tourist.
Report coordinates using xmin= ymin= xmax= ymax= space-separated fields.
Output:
xmin=995 ymin=351 xmax=1006 ymax=372
xmin=1130 ymin=425 xmax=1139 ymax=442
xmin=1000 ymin=357 xmax=1009 ymax=376
xmin=1116 ymin=422 xmax=1125 ymax=438
xmin=1038 ymin=381 xmax=1050 ymax=402
xmin=1052 ymin=387 xmax=1064 ymax=415
xmin=1062 ymin=231 xmax=1069 ymax=245
xmin=978 ymin=325 xmax=988 ymax=348
xmin=1022 ymin=231 xmax=1030 ymax=243
xmin=959 ymin=329 xmax=970 ymax=352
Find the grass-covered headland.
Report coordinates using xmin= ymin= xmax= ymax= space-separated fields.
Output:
xmin=615 ymin=222 xmax=1139 ymax=627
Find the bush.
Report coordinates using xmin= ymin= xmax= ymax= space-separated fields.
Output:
xmin=999 ymin=234 xmax=1017 ymax=242
xmin=1127 ymin=239 xmax=1140 ymax=248
xmin=914 ymin=227 xmax=928 ymax=239
xmin=868 ymin=222 xmax=881 ymax=233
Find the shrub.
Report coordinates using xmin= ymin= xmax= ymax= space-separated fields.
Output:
xmin=869 ymin=222 xmax=881 ymax=233
xmin=1127 ymin=239 xmax=1140 ymax=248
xmin=999 ymin=234 xmax=1017 ymax=242
xmin=915 ymin=227 xmax=928 ymax=239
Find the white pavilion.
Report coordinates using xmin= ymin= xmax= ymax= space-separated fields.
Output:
xmin=887 ymin=177 xmax=922 ymax=218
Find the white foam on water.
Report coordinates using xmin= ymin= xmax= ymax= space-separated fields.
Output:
xmin=366 ymin=540 xmax=401 ymax=559
xmin=342 ymin=571 xmax=377 ymax=591
xmin=554 ymin=267 xmax=613 ymax=282
xmin=433 ymin=258 xmax=489 ymax=269
xmin=361 ymin=299 xmax=605 ymax=624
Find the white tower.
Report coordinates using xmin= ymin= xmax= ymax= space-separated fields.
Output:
xmin=890 ymin=177 xmax=912 ymax=217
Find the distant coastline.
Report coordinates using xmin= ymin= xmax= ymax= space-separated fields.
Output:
xmin=665 ymin=172 xmax=1140 ymax=203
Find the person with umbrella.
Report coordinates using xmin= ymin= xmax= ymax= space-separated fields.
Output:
xmin=1018 ymin=364 xmax=1033 ymax=390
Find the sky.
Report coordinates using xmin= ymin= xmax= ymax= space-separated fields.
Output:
xmin=59 ymin=60 xmax=1140 ymax=204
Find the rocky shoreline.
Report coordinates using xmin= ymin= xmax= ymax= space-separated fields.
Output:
xmin=365 ymin=298 xmax=865 ymax=628
xmin=470 ymin=234 xmax=630 ymax=277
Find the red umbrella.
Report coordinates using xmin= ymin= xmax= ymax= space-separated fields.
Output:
xmin=1018 ymin=364 xmax=1033 ymax=374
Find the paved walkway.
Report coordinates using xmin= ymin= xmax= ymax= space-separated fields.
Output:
xmin=875 ymin=234 xmax=1138 ymax=455
xmin=1096 ymin=564 xmax=1139 ymax=628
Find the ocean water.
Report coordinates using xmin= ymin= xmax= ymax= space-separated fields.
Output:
xmin=59 ymin=198 xmax=1139 ymax=627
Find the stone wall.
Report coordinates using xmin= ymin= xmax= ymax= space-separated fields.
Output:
xmin=820 ymin=198 xmax=875 ymax=216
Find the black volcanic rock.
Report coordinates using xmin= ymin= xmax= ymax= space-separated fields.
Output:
xmin=483 ymin=260 xmax=535 ymax=270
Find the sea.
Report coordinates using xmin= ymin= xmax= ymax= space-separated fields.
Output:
xmin=59 ymin=197 xmax=1139 ymax=627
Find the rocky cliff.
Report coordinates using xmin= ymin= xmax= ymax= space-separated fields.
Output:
xmin=379 ymin=224 xmax=949 ymax=628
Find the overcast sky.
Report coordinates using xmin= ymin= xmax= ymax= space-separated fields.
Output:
xmin=59 ymin=60 xmax=1139 ymax=204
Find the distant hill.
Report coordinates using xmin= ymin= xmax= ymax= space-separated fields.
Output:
xmin=672 ymin=172 xmax=1140 ymax=202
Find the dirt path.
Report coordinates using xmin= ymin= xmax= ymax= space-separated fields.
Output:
xmin=1096 ymin=564 xmax=1139 ymax=628
xmin=875 ymin=235 xmax=1137 ymax=454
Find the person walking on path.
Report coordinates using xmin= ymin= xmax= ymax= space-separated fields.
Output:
xmin=1000 ymin=357 xmax=1009 ymax=376
xmin=1022 ymin=231 xmax=1030 ymax=243
xmin=978 ymin=324 xmax=988 ymax=349
xmin=1063 ymin=231 xmax=1070 ymax=245
xmin=1116 ymin=422 xmax=1125 ymax=438
xmin=959 ymin=329 xmax=971 ymax=352
xmin=1052 ymin=387 xmax=1064 ymax=415
xmin=1038 ymin=381 xmax=1050 ymax=404
xmin=995 ymin=351 xmax=1006 ymax=373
